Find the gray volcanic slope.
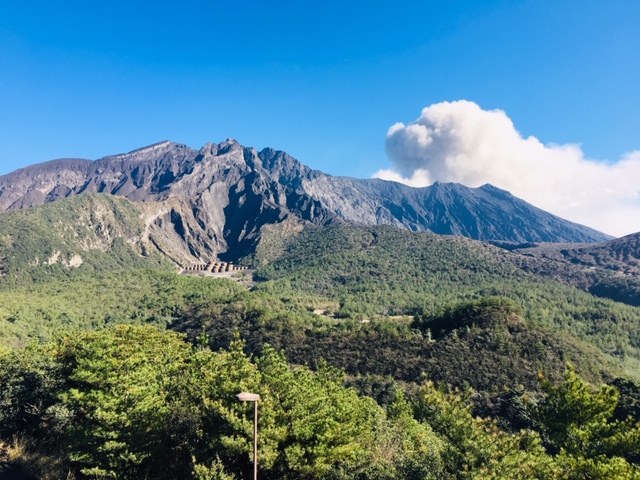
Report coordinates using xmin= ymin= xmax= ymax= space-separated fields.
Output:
xmin=0 ymin=139 xmax=612 ymax=261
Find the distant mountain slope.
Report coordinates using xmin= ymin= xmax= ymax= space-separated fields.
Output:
xmin=0 ymin=139 xmax=611 ymax=262
xmin=519 ymin=232 xmax=640 ymax=274
xmin=306 ymin=177 xmax=610 ymax=242
xmin=0 ymin=194 xmax=169 ymax=285
xmin=507 ymin=232 xmax=640 ymax=306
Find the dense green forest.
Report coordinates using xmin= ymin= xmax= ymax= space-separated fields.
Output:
xmin=1 ymin=200 xmax=640 ymax=478
xmin=2 ymin=326 xmax=640 ymax=479
xmin=252 ymin=225 xmax=640 ymax=376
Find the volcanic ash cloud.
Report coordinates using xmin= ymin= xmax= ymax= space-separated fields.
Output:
xmin=373 ymin=100 xmax=640 ymax=237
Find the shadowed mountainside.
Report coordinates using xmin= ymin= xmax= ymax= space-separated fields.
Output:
xmin=506 ymin=232 xmax=640 ymax=306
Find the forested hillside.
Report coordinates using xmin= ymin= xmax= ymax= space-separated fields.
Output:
xmin=252 ymin=224 xmax=640 ymax=376
xmin=0 ymin=193 xmax=168 ymax=286
xmin=1 ymin=200 xmax=639 ymax=478
xmin=507 ymin=233 xmax=640 ymax=307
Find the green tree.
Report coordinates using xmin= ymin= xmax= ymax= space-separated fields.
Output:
xmin=416 ymin=381 xmax=558 ymax=479
xmin=366 ymin=389 xmax=445 ymax=479
xmin=255 ymin=348 xmax=381 ymax=478
xmin=534 ymin=365 xmax=640 ymax=478
xmin=0 ymin=342 xmax=66 ymax=444
xmin=56 ymin=325 xmax=201 ymax=478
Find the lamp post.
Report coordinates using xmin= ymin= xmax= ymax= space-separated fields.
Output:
xmin=236 ymin=392 xmax=260 ymax=480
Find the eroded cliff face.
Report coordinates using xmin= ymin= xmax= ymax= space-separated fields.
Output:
xmin=0 ymin=139 xmax=612 ymax=264
xmin=0 ymin=139 xmax=341 ymax=263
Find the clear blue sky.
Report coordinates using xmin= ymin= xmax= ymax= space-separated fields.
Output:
xmin=1 ymin=0 xmax=639 ymax=181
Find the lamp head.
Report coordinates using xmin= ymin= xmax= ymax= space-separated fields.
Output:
xmin=236 ymin=392 xmax=261 ymax=402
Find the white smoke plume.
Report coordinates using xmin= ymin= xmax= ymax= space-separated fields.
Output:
xmin=374 ymin=100 xmax=640 ymax=237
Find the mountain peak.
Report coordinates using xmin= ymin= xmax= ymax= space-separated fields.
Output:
xmin=0 ymin=139 xmax=613 ymax=262
xmin=106 ymin=140 xmax=179 ymax=160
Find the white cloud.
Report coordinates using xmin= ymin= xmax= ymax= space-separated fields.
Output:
xmin=373 ymin=100 xmax=640 ymax=237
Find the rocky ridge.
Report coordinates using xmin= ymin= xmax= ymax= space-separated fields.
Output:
xmin=0 ymin=139 xmax=613 ymax=263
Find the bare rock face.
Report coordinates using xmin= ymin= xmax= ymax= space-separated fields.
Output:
xmin=0 ymin=139 xmax=613 ymax=263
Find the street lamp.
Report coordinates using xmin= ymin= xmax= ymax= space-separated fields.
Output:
xmin=236 ymin=392 xmax=260 ymax=480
